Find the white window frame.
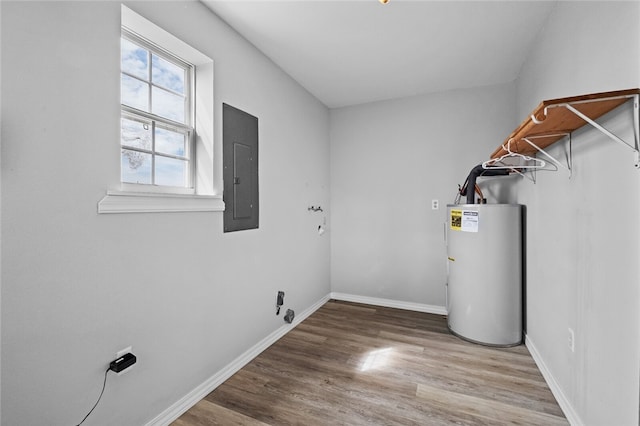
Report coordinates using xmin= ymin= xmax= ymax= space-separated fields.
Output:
xmin=120 ymin=29 xmax=195 ymax=194
xmin=99 ymin=5 xmax=223 ymax=213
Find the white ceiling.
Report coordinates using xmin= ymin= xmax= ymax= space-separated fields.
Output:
xmin=201 ymin=0 xmax=557 ymax=108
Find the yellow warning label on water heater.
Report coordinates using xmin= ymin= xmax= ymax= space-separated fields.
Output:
xmin=450 ymin=209 xmax=479 ymax=232
xmin=450 ymin=209 xmax=462 ymax=230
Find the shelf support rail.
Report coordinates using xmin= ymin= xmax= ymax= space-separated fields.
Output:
xmin=522 ymin=133 xmax=572 ymax=178
xmin=535 ymin=94 xmax=640 ymax=169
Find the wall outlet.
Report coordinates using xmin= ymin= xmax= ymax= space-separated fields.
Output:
xmin=567 ymin=328 xmax=575 ymax=353
xmin=113 ymin=346 xmax=135 ymax=375
xmin=116 ymin=346 xmax=132 ymax=359
xmin=432 ymin=199 xmax=439 ymax=210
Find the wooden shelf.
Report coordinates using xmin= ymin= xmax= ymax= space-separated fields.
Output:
xmin=491 ymin=88 xmax=640 ymax=159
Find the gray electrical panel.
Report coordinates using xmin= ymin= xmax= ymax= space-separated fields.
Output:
xmin=223 ymin=104 xmax=259 ymax=232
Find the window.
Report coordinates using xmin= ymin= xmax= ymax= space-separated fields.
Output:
xmin=120 ymin=31 xmax=194 ymax=192
xmin=99 ymin=5 xmax=223 ymax=213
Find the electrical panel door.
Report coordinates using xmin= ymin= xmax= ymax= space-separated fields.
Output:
xmin=223 ymin=104 xmax=259 ymax=232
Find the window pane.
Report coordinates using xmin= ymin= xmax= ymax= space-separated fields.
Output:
xmin=152 ymin=86 xmax=185 ymax=123
xmin=121 ymin=74 xmax=149 ymax=111
xmin=121 ymin=38 xmax=148 ymax=80
xmin=121 ymin=117 xmax=151 ymax=150
xmin=152 ymin=54 xmax=185 ymax=94
xmin=155 ymin=127 xmax=186 ymax=157
xmin=121 ymin=149 xmax=152 ymax=184
xmin=155 ymin=156 xmax=187 ymax=187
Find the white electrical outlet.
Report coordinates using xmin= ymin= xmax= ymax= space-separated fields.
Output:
xmin=567 ymin=328 xmax=575 ymax=353
xmin=116 ymin=346 xmax=132 ymax=359
xmin=432 ymin=199 xmax=439 ymax=210
xmin=113 ymin=346 xmax=135 ymax=376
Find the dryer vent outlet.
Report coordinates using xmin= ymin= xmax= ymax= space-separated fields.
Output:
xmin=284 ymin=309 xmax=295 ymax=324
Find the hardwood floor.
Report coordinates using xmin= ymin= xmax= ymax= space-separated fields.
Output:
xmin=173 ymin=300 xmax=567 ymax=425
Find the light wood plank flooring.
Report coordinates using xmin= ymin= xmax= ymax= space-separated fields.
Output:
xmin=173 ymin=300 xmax=567 ymax=425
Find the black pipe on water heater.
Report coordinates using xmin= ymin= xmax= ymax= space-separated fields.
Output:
xmin=461 ymin=164 xmax=510 ymax=204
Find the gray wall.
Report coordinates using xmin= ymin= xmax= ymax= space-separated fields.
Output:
xmin=2 ymin=1 xmax=639 ymax=425
xmin=0 ymin=2 xmax=330 ymax=425
xmin=330 ymin=83 xmax=517 ymax=306
xmin=515 ymin=2 xmax=640 ymax=424
xmin=329 ymin=1 xmax=640 ymax=423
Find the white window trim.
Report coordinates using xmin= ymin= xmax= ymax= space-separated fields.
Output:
xmin=99 ymin=5 xmax=223 ymax=214
xmin=99 ymin=190 xmax=223 ymax=214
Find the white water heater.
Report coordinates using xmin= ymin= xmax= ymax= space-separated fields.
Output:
xmin=446 ymin=204 xmax=523 ymax=346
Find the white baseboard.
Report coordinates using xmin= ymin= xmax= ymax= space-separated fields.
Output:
xmin=145 ymin=293 xmax=331 ymax=426
xmin=330 ymin=292 xmax=447 ymax=316
xmin=525 ymin=335 xmax=583 ymax=426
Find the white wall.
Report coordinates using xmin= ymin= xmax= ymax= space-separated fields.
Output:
xmin=0 ymin=2 xmax=330 ymax=425
xmin=3 ymin=2 xmax=638 ymax=425
xmin=330 ymin=83 xmax=517 ymax=307
xmin=515 ymin=2 xmax=640 ymax=424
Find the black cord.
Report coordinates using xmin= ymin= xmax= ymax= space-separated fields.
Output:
xmin=76 ymin=367 xmax=110 ymax=426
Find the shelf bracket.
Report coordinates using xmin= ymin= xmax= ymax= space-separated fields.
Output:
xmin=510 ymin=166 xmax=536 ymax=184
xmin=557 ymin=95 xmax=640 ymax=169
xmin=634 ymin=94 xmax=640 ymax=164
xmin=522 ymin=133 xmax=572 ymax=178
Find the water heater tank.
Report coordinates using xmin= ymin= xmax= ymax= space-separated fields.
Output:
xmin=446 ymin=204 xmax=523 ymax=346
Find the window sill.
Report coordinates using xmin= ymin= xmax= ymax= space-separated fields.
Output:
xmin=98 ymin=190 xmax=225 ymax=214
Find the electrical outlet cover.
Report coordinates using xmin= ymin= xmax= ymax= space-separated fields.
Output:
xmin=568 ymin=328 xmax=575 ymax=353
xmin=116 ymin=346 xmax=132 ymax=359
